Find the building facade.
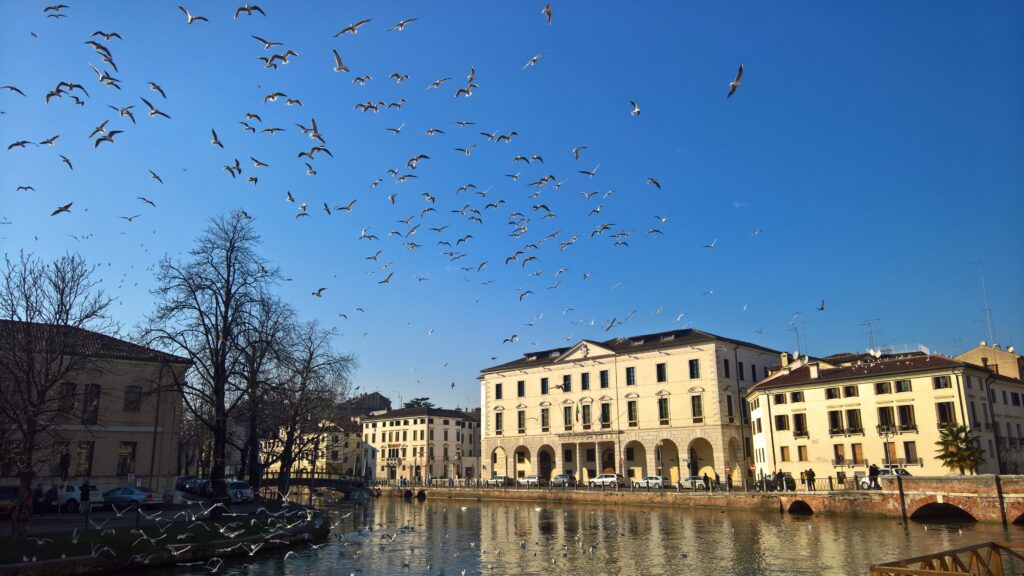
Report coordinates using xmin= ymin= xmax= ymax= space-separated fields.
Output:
xmin=957 ymin=342 xmax=1023 ymax=380
xmin=747 ymin=351 xmax=1024 ymax=479
xmin=361 ymin=407 xmax=481 ymax=482
xmin=478 ymin=329 xmax=780 ymax=486
xmin=0 ymin=321 xmax=190 ymax=495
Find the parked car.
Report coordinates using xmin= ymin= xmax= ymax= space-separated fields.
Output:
xmin=59 ymin=482 xmax=84 ymax=512
xmin=860 ymin=467 xmax=912 ymax=490
xmin=678 ymin=476 xmax=709 ymax=490
xmin=228 ymin=480 xmax=254 ymax=503
xmin=0 ymin=486 xmax=23 ymax=518
xmin=752 ymin=474 xmax=795 ymax=492
xmin=518 ymin=475 xmax=548 ymax=487
xmin=589 ymin=474 xmax=626 ymax=488
xmin=550 ymin=474 xmax=577 ymax=487
xmin=102 ymin=486 xmax=159 ymax=509
xmin=633 ymin=475 xmax=668 ymax=489
xmin=485 ymin=475 xmax=514 ymax=487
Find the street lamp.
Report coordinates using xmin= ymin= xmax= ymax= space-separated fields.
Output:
xmin=876 ymin=424 xmax=893 ymax=469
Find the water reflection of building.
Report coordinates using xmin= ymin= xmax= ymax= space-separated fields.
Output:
xmin=361 ymin=407 xmax=481 ymax=482
xmin=479 ymin=329 xmax=780 ymax=484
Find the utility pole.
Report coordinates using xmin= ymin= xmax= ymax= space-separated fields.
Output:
xmin=974 ymin=262 xmax=996 ymax=344
xmin=860 ymin=319 xmax=881 ymax=351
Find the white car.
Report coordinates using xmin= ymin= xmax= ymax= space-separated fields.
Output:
xmin=678 ymin=476 xmax=709 ymax=490
xmin=228 ymin=480 xmax=254 ymax=503
xmin=589 ymin=474 xmax=625 ymax=488
xmin=632 ymin=476 xmax=668 ymax=489
xmin=859 ymin=467 xmax=912 ymax=489
xmin=517 ymin=475 xmax=547 ymax=487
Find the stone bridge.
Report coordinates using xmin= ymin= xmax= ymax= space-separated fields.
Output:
xmin=778 ymin=475 xmax=1024 ymax=524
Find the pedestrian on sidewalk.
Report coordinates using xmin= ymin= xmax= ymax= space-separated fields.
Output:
xmin=868 ymin=464 xmax=880 ymax=489
xmin=45 ymin=485 xmax=59 ymax=514
xmin=702 ymin=472 xmax=710 ymax=492
xmin=80 ymin=479 xmax=92 ymax=516
xmin=807 ymin=469 xmax=816 ymax=491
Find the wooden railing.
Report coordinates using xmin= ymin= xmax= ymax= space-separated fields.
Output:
xmin=869 ymin=541 xmax=1024 ymax=576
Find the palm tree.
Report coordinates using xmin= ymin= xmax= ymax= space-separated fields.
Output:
xmin=934 ymin=425 xmax=985 ymax=475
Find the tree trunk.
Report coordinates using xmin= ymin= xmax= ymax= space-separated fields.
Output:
xmin=246 ymin=403 xmax=262 ymax=493
xmin=277 ymin=426 xmax=297 ymax=497
xmin=13 ymin=424 xmax=37 ymax=539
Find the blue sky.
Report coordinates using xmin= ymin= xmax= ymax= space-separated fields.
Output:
xmin=2 ymin=1 xmax=1022 ymax=409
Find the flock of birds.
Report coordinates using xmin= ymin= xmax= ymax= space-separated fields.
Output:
xmin=3 ymin=2 xmax=829 ymax=396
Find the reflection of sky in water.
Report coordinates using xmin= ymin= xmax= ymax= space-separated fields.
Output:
xmin=198 ymin=499 xmax=1023 ymax=576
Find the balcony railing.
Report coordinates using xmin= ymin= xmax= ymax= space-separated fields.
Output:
xmin=832 ymin=458 xmax=868 ymax=467
xmin=793 ymin=430 xmax=809 ymax=439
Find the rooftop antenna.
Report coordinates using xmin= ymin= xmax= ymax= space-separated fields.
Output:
xmin=788 ymin=319 xmax=802 ymax=356
xmin=974 ymin=261 xmax=996 ymax=344
xmin=860 ymin=318 xmax=881 ymax=351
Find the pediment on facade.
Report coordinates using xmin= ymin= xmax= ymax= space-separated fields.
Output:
xmin=515 ymin=403 xmax=528 ymax=409
xmin=539 ymin=401 xmax=551 ymax=407
xmin=578 ymin=396 xmax=594 ymax=405
xmin=556 ymin=340 xmax=615 ymax=363
xmin=624 ymin=392 xmax=640 ymax=399
xmin=598 ymin=395 xmax=613 ymax=402
xmin=561 ymin=399 xmax=575 ymax=405
xmin=493 ymin=405 xmax=505 ymax=412
xmin=655 ymin=389 xmax=671 ymax=397
xmin=687 ymin=386 xmax=705 ymax=394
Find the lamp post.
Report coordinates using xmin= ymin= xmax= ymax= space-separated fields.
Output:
xmin=876 ymin=424 xmax=893 ymax=469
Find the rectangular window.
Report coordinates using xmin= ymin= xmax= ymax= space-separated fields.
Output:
xmin=755 ymin=418 xmax=762 ymax=434
xmin=895 ymin=379 xmax=912 ymax=393
xmin=59 ymin=382 xmax=77 ymax=412
xmin=846 ymin=409 xmax=863 ymax=433
xmin=843 ymin=385 xmax=858 ymax=398
xmin=656 ymin=363 xmax=667 ymax=383
xmin=625 ymin=367 xmax=636 ymax=386
xmin=780 ymin=446 xmax=790 ymax=462
xmin=581 ymin=372 xmax=590 ymax=390
xmin=897 ymin=405 xmax=917 ymax=430
xmin=494 ymin=412 xmax=503 ymax=435
xmin=933 ymin=376 xmax=951 ymax=390
xmin=627 ymin=400 xmax=638 ymax=426
xmin=517 ymin=381 xmax=525 ymax=397
xmin=738 ymin=362 xmax=745 ymax=381
xmin=564 ymin=449 xmax=573 ymax=463
xmin=599 ymin=370 xmax=609 ymax=388
xmin=833 ymin=444 xmax=845 ymax=464
xmin=541 ymin=408 xmax=549 ymax=432
xmin=727 ymin=395 xmax=734 ymax=418
xmin=878 ymin=406 xmax=895 ymax=429
xmin=774 ymin=414 xmax=789 ymax=431
xmin=658 ymin=398 xmax=670 ymax=425
xmin=82 ymin=383 xmax=101 ymax=425
xmin=564 ymin=406 xmax=573 ymax=430
xmin=751 ymin=364 xmax=757 ymax=383
xmin=773 ymin=393 xmax=786 ymax=405
xmin=794 ymin=413 xmax=808 ymax=437
xmin=689 ymin=359 xmax=701 ymax=379
xmin=875 ymin=382 xmax=892 ymax=395
xmin=116 ymin=442 xmax=137 ymax=476
xmin=600 ymin=403 xmax=611 ymax=428
xmin=517 ymin=410 xmax=526 ymax=434
xmin=904 ymin=441 xmax=918 ymax=463
xmin=562 ymin=374 xmax=572 ymax=392
xmin=851 ymin=443 xmax=864 ymax=465
xmin=541 ymin=378 xmax=549 ymax=395
xmin=1003 ymin=390 xmax=1008 ymax=405
xmin=75 ymin=441 xmax=94 ymax=476
xmin=825 ymin=387 xmax=840 ymax=400
xmin=790 ymin=391 xmax=804 ymax=403
xmin=828 ymin=410 xmax=844 ymax=433
xmin=797 ymin=445 xmax=808 ymax=462
xmin=495 ymin=383 xmax=503 ymax=400
xmin=936 ymin=402 xmax=956 ymax=427
xmin=1013 ymin=392 xmax=1021 ymax=407
xmin=582 ymin=405 xmax=592 ymax=428
xmin=723 ymin=359 xmax=731 ymax=379
xmin=691 ymin=395 xmax=703 ymax=423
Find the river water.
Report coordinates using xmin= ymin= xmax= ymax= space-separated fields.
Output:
xmin=179 ymin=498 xmax=1023 ymax=576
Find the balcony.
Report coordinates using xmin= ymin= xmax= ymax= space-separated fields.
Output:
xmin=898 ymin=423 xmax=918 ymax=433
xmin=793 ymin=430 xmax=809 ymax=439
xmin=600 ymin=422 xmax=611 ymax=430
xmin=518 ymin=428 xmax=525 ymax=435
xmin=894 ymin=457 xmax=924 ymax=467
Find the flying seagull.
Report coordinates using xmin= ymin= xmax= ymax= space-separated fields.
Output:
xmin=541 ymin=4 xmax=552 ymax=25
xmin=210 ymin=129 xmax=223 ymax=147
xmin=523 ymin=51 xmax=545 ymax=70
xmin=629 ymin=100 xmax=640 ymax=116
xmin=177 ymin=5 xmax=208 ymax=24
xmin=389 ymin=18 xmax=416 ymax=31
xmin=727 ymin=64 xmax=744 ymax=98
xmin=51 ymin=202 xmax=72 ymax=216
xmin=312 ymin=287 xmax=326 ymax=297
xmin=331 ymin=49 xmax=349 ymax=72
xmin=335 ymin=19 xmax=371 ymax=37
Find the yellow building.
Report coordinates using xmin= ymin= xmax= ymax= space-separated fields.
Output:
xmin=261 ymin=422 xmax=367 ymax=477
xmin=0 ymin=321 xmax=190 ymax=495
xmin=361 ymin=407 xmax=481 ymax=482
xmin=478 ymin=329 xmax=780 ymax=485
xmin=747 ymin=350 xmax=1024 ymax=480
xmin=957 ymin=342 xmax=1023 ymax=380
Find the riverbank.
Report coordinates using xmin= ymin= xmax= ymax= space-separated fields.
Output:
xmin=0 ymin=503 xmax=332 ymax=576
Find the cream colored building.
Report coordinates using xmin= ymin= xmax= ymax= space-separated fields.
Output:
xmin=0 ymin=321 xmax=190 ymax=495
xmin=747 ymin=351 xmax=1024 ymax=479
xmin=361 ymin=407 xmax=481 ymax=482
xmin=957 ymin=342 xmax=1023 ymax=380
xmin=262 ymin=422 xmax=368 ymax=477
xmin=478 ymin=329 xmax=780 ymax=485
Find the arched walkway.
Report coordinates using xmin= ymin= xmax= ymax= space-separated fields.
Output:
xmin=513 ymin=446 xmax=532 ymax=479
xmin=787 ymin=500 xmax=814 ymax=516
xmin=689 ymin=437 xmax=715 ymax=477
xmin=537 ymin=445 xmax=555 ymax=480
xmin=600 ymin=448 xmax=615 ymax=474
xmin=624 ymin=441 xmax=647 ymax=480
xmin=656 ymin=440 xmax=681 ymax=484
xmin=910 ymin=503 xmax=977 ymax=523
xmin=490 ymin=447 xmax=508 ymax=477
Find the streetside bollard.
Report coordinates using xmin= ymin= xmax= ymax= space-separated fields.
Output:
xmin=828 ymin=477 xmax=834 ymax=491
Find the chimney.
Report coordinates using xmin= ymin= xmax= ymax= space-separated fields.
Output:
xmin=994 ymin=344 xmax=1002 ymax=351
xmin=780 ymin=352 xmax=791 ymax=367
xmin=809 ymin=363 xmax=820 ymax=379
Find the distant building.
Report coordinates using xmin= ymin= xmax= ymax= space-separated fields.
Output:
xmin=479 ymin=329 xmax=780 ymax=486
xmin=747 ymin=350 xmax=1024 ymax=478
xmin=361 ymin=406 xmax=481 ymax=482
xmin=958 ymin=342 xmax=1023 ymax=380
xmin=0 ymin=320 xmax=191 ymax=495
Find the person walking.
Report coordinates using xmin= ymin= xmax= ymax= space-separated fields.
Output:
xmin=714 ymin=472 xmax=720 ymax=492
xmin=868 ymin=464 xmax=880 ymax=489
xmin=807 ymin=468 xmax=816 ymax=491
xmin=80 ymin=479 xmax=92 ymax=516
xmin=702 ymin=472 xmax=710 ymax=492
xmin=45 ymin=485 xmax=58 ymax=514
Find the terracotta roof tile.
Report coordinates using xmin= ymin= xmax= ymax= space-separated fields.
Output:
xmin=0 ymin=320 xmax=191 ymax=365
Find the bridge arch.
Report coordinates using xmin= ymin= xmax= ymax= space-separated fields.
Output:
xmin=787 ymin=500 xmax=814 ymax=516
xmin=908 ymin=499 xmax=977 ymax=523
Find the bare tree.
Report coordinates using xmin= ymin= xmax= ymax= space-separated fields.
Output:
xmin=143 ymin=211 xmax=277 ymax=504
xmin=266 ymin=320 xmax=353 ymax=496
xmin=0 ymin=251 xmax=114 ymax=537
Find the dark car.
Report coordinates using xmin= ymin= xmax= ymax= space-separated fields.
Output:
xmin=550 ymin=474 xmax=577 ymax=487
xmin=102 ymin=486 xmax=159 ymax=509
